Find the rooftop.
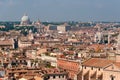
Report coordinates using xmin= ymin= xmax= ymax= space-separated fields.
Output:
xmin=82 ymin=58 xmax=114 ymax=68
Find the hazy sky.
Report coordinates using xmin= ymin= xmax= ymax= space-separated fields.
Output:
xmin=0 ymin=0 xmax=120 ymax=22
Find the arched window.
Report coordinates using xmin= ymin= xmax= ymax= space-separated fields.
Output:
xmin=110 ymin=75 xmax=115 ymax=80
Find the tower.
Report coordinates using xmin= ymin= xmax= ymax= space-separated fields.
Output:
xmin=35 ymin=19 xmax=44 ymax=33
xmin=94 ymin=32 xmax=103 ymax=43
xmin=108 ymin=33 xmax=111 ymax=44
xmin=28 ymin=29 xmax=34 ymax=40
xmin=116 ymin=33 xmax=120 ymax=62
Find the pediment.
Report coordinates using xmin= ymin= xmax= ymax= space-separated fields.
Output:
xmin=104 ymin=63 xmax=120 ymax=71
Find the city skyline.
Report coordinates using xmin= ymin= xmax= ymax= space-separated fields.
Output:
xmin=0 ymin=0 xmax=120 ymax=22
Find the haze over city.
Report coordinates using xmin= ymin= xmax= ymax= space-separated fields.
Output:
xmin=0 ymin=0 xmax=120 ymax=22
xmin=1 ymin=0 xmax=120 ymax=80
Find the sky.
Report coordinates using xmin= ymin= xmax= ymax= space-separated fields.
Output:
xmin=0 ymin=0 xmax=120 ymax=22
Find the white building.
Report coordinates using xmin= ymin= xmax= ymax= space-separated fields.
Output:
xmin=57 ymin=25 xmax=71 ymax=32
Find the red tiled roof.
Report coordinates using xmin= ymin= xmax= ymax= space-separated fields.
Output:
xmin=82 ymin=58 xmax=113 ymax=68
xmin=0 ymin=40 xmax=14 ymax=45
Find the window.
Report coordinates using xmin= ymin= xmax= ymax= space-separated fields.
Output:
xmin=112 ymin=66 xmax=114 ymax=69
xmin=98 ymin=68 xmax=100 ymax=71
xmin=110 ymin=75 xmax=115 ymax=80
xmin=53 ymin=76 xmax=55 ymax=79
xmin=47 ymin=76 xmax=50 ymax=79
xmin=111 ymin=77 xmax=114 ymax=80
xmin=91 ymin=67 xmax=93 ymax=70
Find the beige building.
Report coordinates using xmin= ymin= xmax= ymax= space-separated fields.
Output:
xmin=103 ymin=62 xmax=120 ymax=80
xmin=102 ymin=33 xmax=120 ymax=80
xmin=18 ymin=37 xmax=32 ymax=48
xmin=77 ymin=57 xmax=120 ymax=80
xmin=79 ymin=58 xmax=113 ymax=80
xmin=0 ymin=39 xmax=14 ymax=49
xmin=77 ymin=33 xmax=120 ymax=80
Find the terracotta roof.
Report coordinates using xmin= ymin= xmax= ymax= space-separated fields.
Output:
xmin=0 ymin=40 xmax=14 ymax=45
xmin=88 ymin=44 xmax=105 ymax=50
xmin=82 ymin=58 xmax=113 ymax=68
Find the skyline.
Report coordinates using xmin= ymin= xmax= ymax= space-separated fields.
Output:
xmin=0 ymin=0 xmax=120 ymax=22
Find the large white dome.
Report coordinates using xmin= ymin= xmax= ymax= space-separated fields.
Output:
xmin=21 ymin=15 xmax=29 ymax=22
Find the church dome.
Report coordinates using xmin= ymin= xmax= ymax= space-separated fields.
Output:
xmin=21 ymin=14 xmax=30 ymax=22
